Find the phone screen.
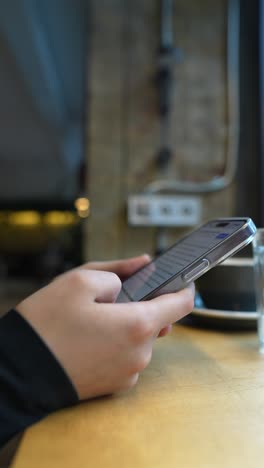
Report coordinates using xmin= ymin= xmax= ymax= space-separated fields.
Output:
xmin=122 ymin=220 xmax=246 ymax=301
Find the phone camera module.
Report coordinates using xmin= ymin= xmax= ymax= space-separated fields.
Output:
xmin=216 ymin=222 xmax=229 ymax=227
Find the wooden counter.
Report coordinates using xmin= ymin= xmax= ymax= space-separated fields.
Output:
xmin=11 ymin=323 xmax=264 ymax=468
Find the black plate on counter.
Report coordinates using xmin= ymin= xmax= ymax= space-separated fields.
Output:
xmin=190 ymin=305 xmax=257 ymax=330
xmin=187 ymin=258 xmax=257 ymax=330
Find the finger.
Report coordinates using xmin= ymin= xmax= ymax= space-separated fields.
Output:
xmin=149 ymin=284 xmax=195 ymax=329
xmin=157 ymin=324 xmax=172 ymax=338
xmin=108 ymin=283 xmax=195 ymax=333
xmin=80 ymin=270 xmax=122 ymax=303
xmin=81 ymin=255 xmax=151 ymax=280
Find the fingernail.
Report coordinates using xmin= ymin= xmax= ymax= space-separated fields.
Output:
xmin=142 ymin=253 xmax=151 ymax=259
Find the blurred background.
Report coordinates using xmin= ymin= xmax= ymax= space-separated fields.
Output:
xmin=0 ymin=0 xmax=262 ymax=316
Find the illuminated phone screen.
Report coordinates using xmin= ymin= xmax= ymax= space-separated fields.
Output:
xmin=122 ymin=220 xmax=246 ymax=301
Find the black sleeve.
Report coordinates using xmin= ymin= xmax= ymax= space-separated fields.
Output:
xmin=0 ymin=309 xmax=79 ymax=448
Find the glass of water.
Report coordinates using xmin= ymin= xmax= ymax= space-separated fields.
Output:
xmin=253 ymin=228 xmax=264 ymax=353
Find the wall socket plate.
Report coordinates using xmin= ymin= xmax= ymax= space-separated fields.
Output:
xmin=128 ymin=194 xmax=202 ymax=226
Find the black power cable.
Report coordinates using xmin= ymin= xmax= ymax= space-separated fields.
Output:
xmin=155 ymin=0 xmax=181 ymax=171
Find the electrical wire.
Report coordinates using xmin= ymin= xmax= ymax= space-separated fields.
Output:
xmin=144 ymin=0 xmax=240 ymax=194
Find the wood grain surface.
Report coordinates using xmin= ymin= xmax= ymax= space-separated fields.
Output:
xmin=12 ymin=323 xmax=264 ymax=468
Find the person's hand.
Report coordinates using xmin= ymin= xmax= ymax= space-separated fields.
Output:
xmin=16 ymin=258 xmax=195 ymax=400
xmin=80 ymin=255 xmax=170 ymax=337
xmin=81 ymin=254 xmax=152 ymax=281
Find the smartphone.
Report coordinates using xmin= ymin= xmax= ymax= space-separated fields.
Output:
xmin=116 ymin=218 xmax=256 ymax=303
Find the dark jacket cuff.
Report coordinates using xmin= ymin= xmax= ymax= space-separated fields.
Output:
xmin=0 ymin=309 xmax=78 ymax=447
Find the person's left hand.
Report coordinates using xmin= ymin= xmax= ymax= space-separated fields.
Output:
xmin=81 ymin=255 xmax=172 ymax=338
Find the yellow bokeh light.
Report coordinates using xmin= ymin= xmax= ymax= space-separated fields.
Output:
xmin=44 ymin=211 xmax=78 ymax=226
xmin=74 ymin=197 xmax=90 ymax=218
xmin=8 ymin=211 xmax=41 ymax=226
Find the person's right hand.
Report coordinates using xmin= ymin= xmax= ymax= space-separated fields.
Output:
xmin=16 ymin=267 xmax=194 ymax=400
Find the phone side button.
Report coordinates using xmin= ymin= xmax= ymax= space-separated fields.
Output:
xmin=182 ymin=259 xmax=210 ymax=282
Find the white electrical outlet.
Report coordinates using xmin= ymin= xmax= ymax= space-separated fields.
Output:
xmin=128 ymin=194 xmax=202 ymax=226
